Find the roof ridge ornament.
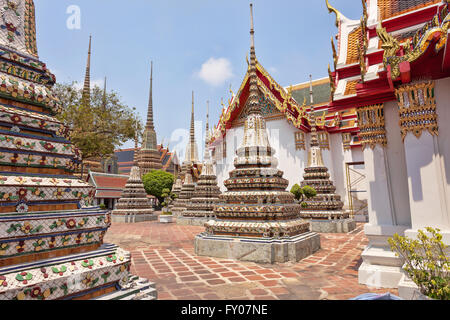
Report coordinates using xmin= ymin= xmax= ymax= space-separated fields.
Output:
xmin=326 ymin=0 xmax=341 ymax=28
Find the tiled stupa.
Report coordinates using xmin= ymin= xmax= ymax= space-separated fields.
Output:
xmin=0 ymin=0 xmax=155 ymax=300
xmin=171 ymin=172 xmax=195 ymax=217
xmin=299 ymin=77 xmax=355 ymax=233
xmin=111 ymin=140 xmax=156 ymax=223
xmin=138 ymin=61 xmax=163 ymax=175
xmin=178 ymin=103 xmax=221 ymax=226
xmin=195 ymin=4 xmax=320 ymax=263
xmin=168 ymin=176 xmax=182 ymax=211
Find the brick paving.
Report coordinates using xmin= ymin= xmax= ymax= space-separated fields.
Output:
xmin=104 ymin=219 xmax=398 ymax=300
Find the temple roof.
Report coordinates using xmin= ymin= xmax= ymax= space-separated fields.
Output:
xmin=290 ymin=78 xmax=331 ymax=107
xmin=378 ymin=0 xmax=442 ymax=21
xmin=210 ymin=61 xmax=309 ymax=144
xmin=87 ymin=171 xmax=129 ymax=199
xmin=327 ymin=0 xmax=450 ymax=106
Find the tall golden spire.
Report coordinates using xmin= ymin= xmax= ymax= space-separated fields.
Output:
xmin=141 ymin=61 xmax=158 ymax=151
xmin=190 ymin=91 xmax=196 ymax=162
xmin=146 ymin=61 xmax=155 ymax=130
xmin=247 ymin=3 xmax=261 ymax=115
xmin=81 ymin=35 xmax=92 ymax=107
xmin=307 ymin=75 xmax=324 ymax=167
xmin=102 ymin=77 xmax=107 ymax=109
xmin=204 ymin=100 xmax=210 ymax=161
xmin=309 ymin=74 xmax=319 ymax=147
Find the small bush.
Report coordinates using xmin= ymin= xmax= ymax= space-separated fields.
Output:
xmin=388 ymin=227 xmax=450 ymax=300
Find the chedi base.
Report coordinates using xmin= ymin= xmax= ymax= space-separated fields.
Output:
xmin=194 ymin=232 xmax=320 ymax=264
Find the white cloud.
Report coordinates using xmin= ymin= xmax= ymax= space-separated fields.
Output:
xmin=73 ymin=78 xmax=105 ymax=90
xmin=197 ymin=57 xmax=233 ymax=87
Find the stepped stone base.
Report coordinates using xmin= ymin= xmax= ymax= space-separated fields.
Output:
xmin=95 ymin=277 xmax=157 ymax=300
xmin=112 ymin=213 xmax=157 ymax=223
xmin=176 ymin=216 xmax=211 ymax=226
xmin=353 ymin=214 xmax=369 ymax=223
xmin=194 ymin=231 xmax=320 ymax=264
xmin=309 ymin=219 xmax=356 ymax=233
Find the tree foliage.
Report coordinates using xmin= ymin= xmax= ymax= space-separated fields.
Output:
xmin=142 ymin=170 xmax=174 ymax=205
xmin=54 ymin=82 xmax=142 ymax=161
xmin=290 ymin=184 xmax=317 ymax=208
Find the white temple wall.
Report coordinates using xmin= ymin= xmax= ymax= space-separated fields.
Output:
xmin=384 ymin=101 xmax=412 ymax=227
xmin=402 ymin=77 xmax=450 ymax=243
xmin=266 ymin=118 xmax=307 ymax=189
xmin=329 ymin=133 xmax=348 ymax=207
xmin=435 ymin=77 xmax=450 ymax=235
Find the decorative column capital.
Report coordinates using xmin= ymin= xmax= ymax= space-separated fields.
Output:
xmin=356 ymin=103 xmax=387 ymax=150
xmin=395 ymin=81 xmax=438 ymax=141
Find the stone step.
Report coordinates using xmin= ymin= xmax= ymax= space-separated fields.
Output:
xmin=94 ymin=277 xmax=157 ymax=300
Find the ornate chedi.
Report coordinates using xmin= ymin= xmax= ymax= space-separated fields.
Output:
xmin=178 ymin=102 xmax=221 ymax=225
xmin=138 ymin=62 xmax=163 ymax=175
xmin=180 ymin=92 xmax=201 ymax=182
xmin=171 ymin=172 xmax=195 ymax=217
xmin=0 ymin=1 xmax=156 ymax=300
xmin=168 ymin=176 xmax=182 ymax=211
xmin=195 ymin=4 xmax=320 ymax=263
xmin=111 ymin=139 xmax=155 ymax=223
xmin=299 ymin=77 xmax=355 ymax=233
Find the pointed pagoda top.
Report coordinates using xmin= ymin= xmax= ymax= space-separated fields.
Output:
xmin=190 ymin=91 xmax=196 ymax=161
xmin=309 ymin=74 xmax=319 ymax=148
xmin=102 ymin=77 xmax=107 ymax=108
xmin=247 ymin=3 xmax=261 ymax=116
xmin=146 ymin=61 xmax=155 ymax=130
xmin=204 ymin=100 xmax=210 ymax=161
xmin=81 ymin=35 xmax=92 ymax=107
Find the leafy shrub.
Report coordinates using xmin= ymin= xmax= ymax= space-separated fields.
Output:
xmin=388 ymin=227 xmax=450 ymax=300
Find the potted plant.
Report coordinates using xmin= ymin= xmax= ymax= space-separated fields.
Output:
xmin=388 ymin=227 xmax=450 ymax=300
xmin=290 ymin=184 xmax=317 ymax=208
xmin=158 ymin=188 xmax=176 ymax=223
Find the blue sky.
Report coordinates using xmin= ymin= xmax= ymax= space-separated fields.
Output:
xmin=35 ymin=0 xmax=364 ymax=159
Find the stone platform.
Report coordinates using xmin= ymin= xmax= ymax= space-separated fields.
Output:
xmin=309 ymin=219 xmax=356 ymax=233
xmin=112 ymin=213 xmax=158 ymax=223
xmin=195 ymin=232 xmax=321 ymax=264
xmin=176 ymin=216 xmax=211 ymax=226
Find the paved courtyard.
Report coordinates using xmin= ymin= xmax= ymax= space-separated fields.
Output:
xmin=104 ymin=218 xmax=398 ymax=300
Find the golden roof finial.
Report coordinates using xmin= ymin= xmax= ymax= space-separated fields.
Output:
xmin=331 ymin=37 xmax=337 ymax=69
xmin=326 ymin=0 xmax=341 ymax=28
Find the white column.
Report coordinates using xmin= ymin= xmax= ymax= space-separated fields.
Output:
xmin=403 ymin=132 xmax=450 ymax=240
xmin=358 ymin=144 xmax=409 ymax=288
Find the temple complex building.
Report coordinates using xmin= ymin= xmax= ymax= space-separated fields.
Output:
xmin=0 ymin=0 xmax=155 ymax=300
xmin=196 ymin=4 xmax=320 ymax=264
xmin=138 ymin=62 xmax=163 ymax=174
xmin=115 ymin=145 xmax=179 ymax=176
xmin=324 ymin=0 xmax=450 ymax=297
xmin=209 ymin=47 xmax=367 ymax=224
xmin=86 ymin=171 xmax=129 ymax=210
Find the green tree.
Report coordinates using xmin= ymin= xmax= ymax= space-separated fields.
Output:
xmin=290 ymin=184 xmax=317 ymax=208
xmin=54 ymin=82 xmax=143 ymax=178
xmin=290 ymin=184 xmax=302 ymax=201
xmin=142 ymin=170 xmax=174 ymax=207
